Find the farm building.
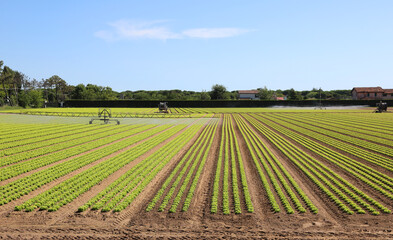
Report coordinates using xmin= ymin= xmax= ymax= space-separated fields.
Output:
xmin=351 ymin=87 xmax=393 ymax=100
xmin=274 ymin=96 xmax=286 ymax=100
xmin=238 ymin=90 xmax=259 ymax=100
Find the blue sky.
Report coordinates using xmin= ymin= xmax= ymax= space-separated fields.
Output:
xmin=1 ymin=1 xmax=393 ymax=92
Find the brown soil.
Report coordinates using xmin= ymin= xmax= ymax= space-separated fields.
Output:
xmin=1 ymin=117 xmax=393 ymax=239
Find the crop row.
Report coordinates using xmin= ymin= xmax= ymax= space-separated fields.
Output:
xmin=0 ymin=123 xmax=39 ymax=138
xmin=78 ymin=122 xmax=204 ymax=213
xmin=146 ymin=119 xmax=218 ymax=213
xmin=248 ymin=114 xmax=390 ymax=215
xmin=79 ymin=124 xmax=198 ymax=212
xmin=255 ymin=114 xmax=393 ymax=212
xmin=211 ymin=115 xmax=253 ymax=214
xmin=0 ymin=124 xmax=154 ymax=180
xmin=0 ymin=124 xmax=95 ymax=150
xmin=279 ymin=113 xmax=393 ymax=143
xmin=0 ymin=124 xmax=137 ymax=167
xmin=325 ymin=113 xmax=393 ymax=129
xmin=15 ymin=124 xmax=192 ymax=212
xmin=271 ymin=113 xmax=393 ymax=156
xmin=0 ymin=124 xmax=172 ymax=206
xmin=0 ymin=124 xmax=70 ymax=143
xmin=234 ymin=114 xmax=315 ymax=214
xmin=262 ymin=114 xmax=393 ymax=172
xmin=0 ymin=124 xmax=116 ymax=156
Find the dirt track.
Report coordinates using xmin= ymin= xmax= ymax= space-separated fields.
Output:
xmin=1 ymin=210 xmax=393 ymax=239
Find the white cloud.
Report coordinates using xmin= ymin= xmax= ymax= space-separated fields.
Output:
xmin=95 ymin=20 xmax=253 ymax=41
xmin=95 ymin=20 xmax=181 ymax=41
xmin=111 ymin=20 xmax=181 ymax=40
xmin=182 ymin=28 xmax=251 ymax=39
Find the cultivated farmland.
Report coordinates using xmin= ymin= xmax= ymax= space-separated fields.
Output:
xmin=1 ymin=109 xmax=393 ymax=239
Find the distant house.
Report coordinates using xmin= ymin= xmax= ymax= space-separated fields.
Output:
xmin=351 ymin=87 xmax=393 ymax=100
xmin=238 ymin=90 xmax=259 ymax=100
xmin=274 ymin=96 xmax=285 ymax=101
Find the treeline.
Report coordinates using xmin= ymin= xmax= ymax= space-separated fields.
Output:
xmin=121 ymin=86 xmax=350 ymax=101
xmin=265 ymin=87 xmax=351 ymax=100
xmin=0 ymin=60 xmax=351 ymax=108
xmin=0 ymin=60 xmax=120 ymax=108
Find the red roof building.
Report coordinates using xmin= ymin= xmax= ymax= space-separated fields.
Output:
xmin=351 ymin=87 xmax=393 ymax=100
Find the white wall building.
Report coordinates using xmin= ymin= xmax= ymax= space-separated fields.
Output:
xmin=238 ymin=90 xmax=259 ymax=100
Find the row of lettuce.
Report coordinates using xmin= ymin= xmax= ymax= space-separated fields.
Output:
xmin=1 ymin=112 xmax=393 ymax=216
xmin=248 ymin=113 xmax=393 ymax=215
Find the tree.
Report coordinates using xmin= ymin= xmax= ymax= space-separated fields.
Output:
xmin=210 ymin=84 xmax=228 ymax=100
xmin=12 ymin=71 xmax=24 ymax=104
xmin=200 ymin=90 xmax=211 ymax=100
xmin=29 ymin=90 xmax=44 ymax=108
xmin=18 ymin=89 xmax=44 ymax=108
xmin=275 ymin=89 xmax=284 ymax=97
xmin=20 ymin=73 xmax=31 ymax=91
xmin=0 ymin=61 xmax=5 ymax=105
xmin=258 ymin=86 xmax=274 ymax=100
xmin=167 ymin=90 xmax=181 ymax=100
xmin=71 ymin=84 xmax=87 ymax=99
xmin=18 ymin=91 xmax=30 ymax=108
xmin=100 ymin=86 xmax=117 ymax=100
xmin=30 ymin=79 xmax=41 ymax=90
xmin=70 ymin=83 xmax=118 ymax=100
xmin=0 ymin=66 xmax=15 ymax=105
xmin=287 ymin=88 xmax=303 ymax=100
xmin=46 ymin=75 xmax=67 ymax=102
xmin=133 ymin=91 xmax=150 ymax=100
xmin=120 ymin=90 xmax=133 ymax=100
xmin=305 ymin=91 xmax=318 ymax=99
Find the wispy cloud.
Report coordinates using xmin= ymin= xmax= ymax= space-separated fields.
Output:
xmin=182 ymin=28 xmax=251 ymax=39
xmin=95 ymin=20 xmax=181 ymax=41
xmin=95 ymin=20 xmax=253 ymax=41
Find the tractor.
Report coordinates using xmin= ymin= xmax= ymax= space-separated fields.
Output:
xmin=158 ymin=102 xmax=169 ymax=113
xmin=374 ymin=101 xmax=388 ymax=113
